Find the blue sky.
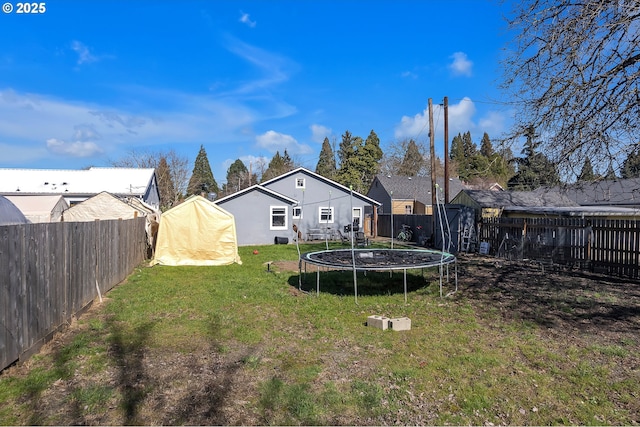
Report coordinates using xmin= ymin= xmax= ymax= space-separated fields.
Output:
xmin=0 ymin=0 xmax=515 ymax=184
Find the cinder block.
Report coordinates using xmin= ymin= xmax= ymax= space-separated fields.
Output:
xmin=389 ymin=317 xmax=411 ymax=331
xmin=367 ymin=315 xmax=389 ymax=330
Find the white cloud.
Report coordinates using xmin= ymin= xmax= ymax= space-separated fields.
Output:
xmin=449 ymin=52 xmax=473 ymax=77
xmin=401 ymin=71 xmax=418 ymax=79
xmin=71 ymin=41 xmax=98 ymax=65
xmin=394 ymin=97 xmax=508 ymax=145
xmin=239 ymin=11 xmax=256 ymax=28
xmin=220 ymin=35 xmax=298 ymax=95
xmin=0 ymin=87 xmax=276 ymax=165
xmin=46 ymin=138 xmax=102 ymax=157
xmin=255 ymin=130 xmax=313 ymax=155
xmin=310 ymin=124 xmax=331 ymax=143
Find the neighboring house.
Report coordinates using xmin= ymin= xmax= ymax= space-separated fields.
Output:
xmin=555 ymin=178 xmax=640 ymax=209
xmin=367 ymin=174 xmax=466 ymax=215
xmin=4 ymin=195 xmax=69 ymax=223
xmin=216 ymin=167 xmax=381 ymax=245
xmin=214 ymin=185 xmax=298 ymax=246
xmin=260 ymin=167 xmax=381 ymax=239
xmin=450 ymin=189 xmax=579 ymax=220
xmin=0 ymin=167 xmax=160 ymax=209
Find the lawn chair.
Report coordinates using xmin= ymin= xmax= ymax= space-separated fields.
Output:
xmin=336 ymin=229 xmax=350 ymax=244
xmin=355 ymin=231 xmax=369 ymax=247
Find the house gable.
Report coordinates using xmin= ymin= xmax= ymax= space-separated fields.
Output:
xmin=214 ymin=185 xmax=297 ymax=246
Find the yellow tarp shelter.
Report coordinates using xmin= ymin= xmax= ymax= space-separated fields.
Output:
xmin=151 ymin=195 xmax=241 ymax=266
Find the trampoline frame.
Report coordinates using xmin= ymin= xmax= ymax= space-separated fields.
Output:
xmin=298 ymin=248 xmax=458 ymax=302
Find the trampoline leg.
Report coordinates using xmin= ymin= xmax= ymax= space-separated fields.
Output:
xmin=316 ymin=267 xmax=320 ymax=296
xmin=403 ymin=268 xmax=407 ymax=304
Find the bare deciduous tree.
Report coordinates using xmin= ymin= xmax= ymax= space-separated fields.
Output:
xmin=501 ymin=0 xmax=640 ymax=179
xmin=110 ymin=149 xmax=189 ymax=209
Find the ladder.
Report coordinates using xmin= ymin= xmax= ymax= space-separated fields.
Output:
xmin=461 ymin=227 xmax=475 ymax=252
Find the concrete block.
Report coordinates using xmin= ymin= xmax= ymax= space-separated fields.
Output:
xmin=367 ymin=315 xmax=389 ymax=330
xmin=389 ymin=317 xmax=411 ymax=331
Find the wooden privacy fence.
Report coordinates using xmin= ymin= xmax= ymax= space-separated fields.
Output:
xmin=1 ymin=218 xmax=147 ymax=371
xmin=479 ymin=217 xmax=640 ymax=279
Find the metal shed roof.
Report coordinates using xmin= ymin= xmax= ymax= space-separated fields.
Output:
xmin=0 ymin=167 xmax=155 ymax=197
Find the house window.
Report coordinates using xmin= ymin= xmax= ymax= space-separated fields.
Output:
xmin=270 ymin=206 xmax=288 ymax=230
xmin=319 ymin=207 xmax=334 ymax=223
xmin=405 ymin=204 xmax=413 ymax=214
xmin=292 ymin=206 xmax=302 ymax=219
xmin=352 ymin=207 xmax=362 ymax=227
xmin=295 ymin=178 xmax=305 ymax=189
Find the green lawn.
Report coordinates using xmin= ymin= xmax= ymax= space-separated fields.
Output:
xmin=1 ymin=242 xmax=638 ymax=425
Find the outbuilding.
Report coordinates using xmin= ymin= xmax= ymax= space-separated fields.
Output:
xmin=151 ymin=196 xmax=241 ymax=266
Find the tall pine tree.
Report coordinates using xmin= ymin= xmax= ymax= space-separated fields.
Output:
xmin=187 ymin=145 xmax=219 ymax=196
xmin=621 ymin=146 xmax=640 ymax=179
xmin=361 ymin=130 xmax=383 ymax=183
xmin=507 ymin=126 xmax=559 ymax=190
xmin=156 ymin=156 xmax=176 ymax=211
xmin=315 ymin=137 xmax=337 ymax=178
xmin=261 ymin=150 xmax=294 ymax=182
xmin=577 ymin=158 xmax=596 ymax=181
xmin=398 ymin=139 xmax=424 ymax=176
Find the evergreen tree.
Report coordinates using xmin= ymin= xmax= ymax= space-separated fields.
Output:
xmin=187 ymin=145 xmax=219 ymax=196
xmin=450 ymin=132 xmax=478 ymax=181
xmin=604 ymin=164 xmax=617 ymax=180
xmin=226 ymin=159 xmax=251 ymax=193
xmin=480 ymin=133 xmax=494 ymax=157
xmin=361 ymin=130 xmax=383 ymax=183
xmin=507 ymin=126 xmax=559 ymax=190
xmin=621 ymin=147 xmax=640 ymax=179
xmin=450 ymin=133 xmax=465 ymax=162
xmin=156 ymin=156 xmax=176 ymax=211
xmin=577 ymin=158 xmax=596 ymax=182
xmin=462 ymin=131 xmax=476 ymax=158
xmin=261 ymin=150 xmax=295 ymax=182
xmin=398 ymin=139 xmax=424 ymax=176
xmin=315 ymin=137 xmax=337 ymax=178
xmin=282 ymin=149 xmax=294 ymax=170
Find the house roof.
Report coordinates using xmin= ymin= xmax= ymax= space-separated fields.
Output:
xmin=503 ymin=205 xmax=640 ymax=217
xmin=261 ymin=167 xmax=382 ymax=206
xmin=0 ymin=167 xmax=156 ymax=197
xmin=214 ymin=184 xmax=298 ymax=205
xmin=371 ymin=174 xmax=466 ymax=203
xmin=555 ymin=178 xmax=640 ymax=207
xmin=456 ymin=189 xmax=578 ymax=208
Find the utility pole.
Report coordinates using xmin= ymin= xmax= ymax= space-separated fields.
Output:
xmin=444 ymin=96 xmax=449 ymax=203
xmin=429 ymin=98 xmax=436 ymax=219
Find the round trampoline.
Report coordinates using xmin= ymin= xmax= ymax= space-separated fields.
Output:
xmin=301 ymin=248 xmax=456 ymax=271
xmin=298 ymin=248 xmax=457 ymax=302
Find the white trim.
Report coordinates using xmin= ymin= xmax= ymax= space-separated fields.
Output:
xmin=270 ymin=206 xmax=288 ymax=230
xmin=319 ymin=206 xmax=334 ymax=224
